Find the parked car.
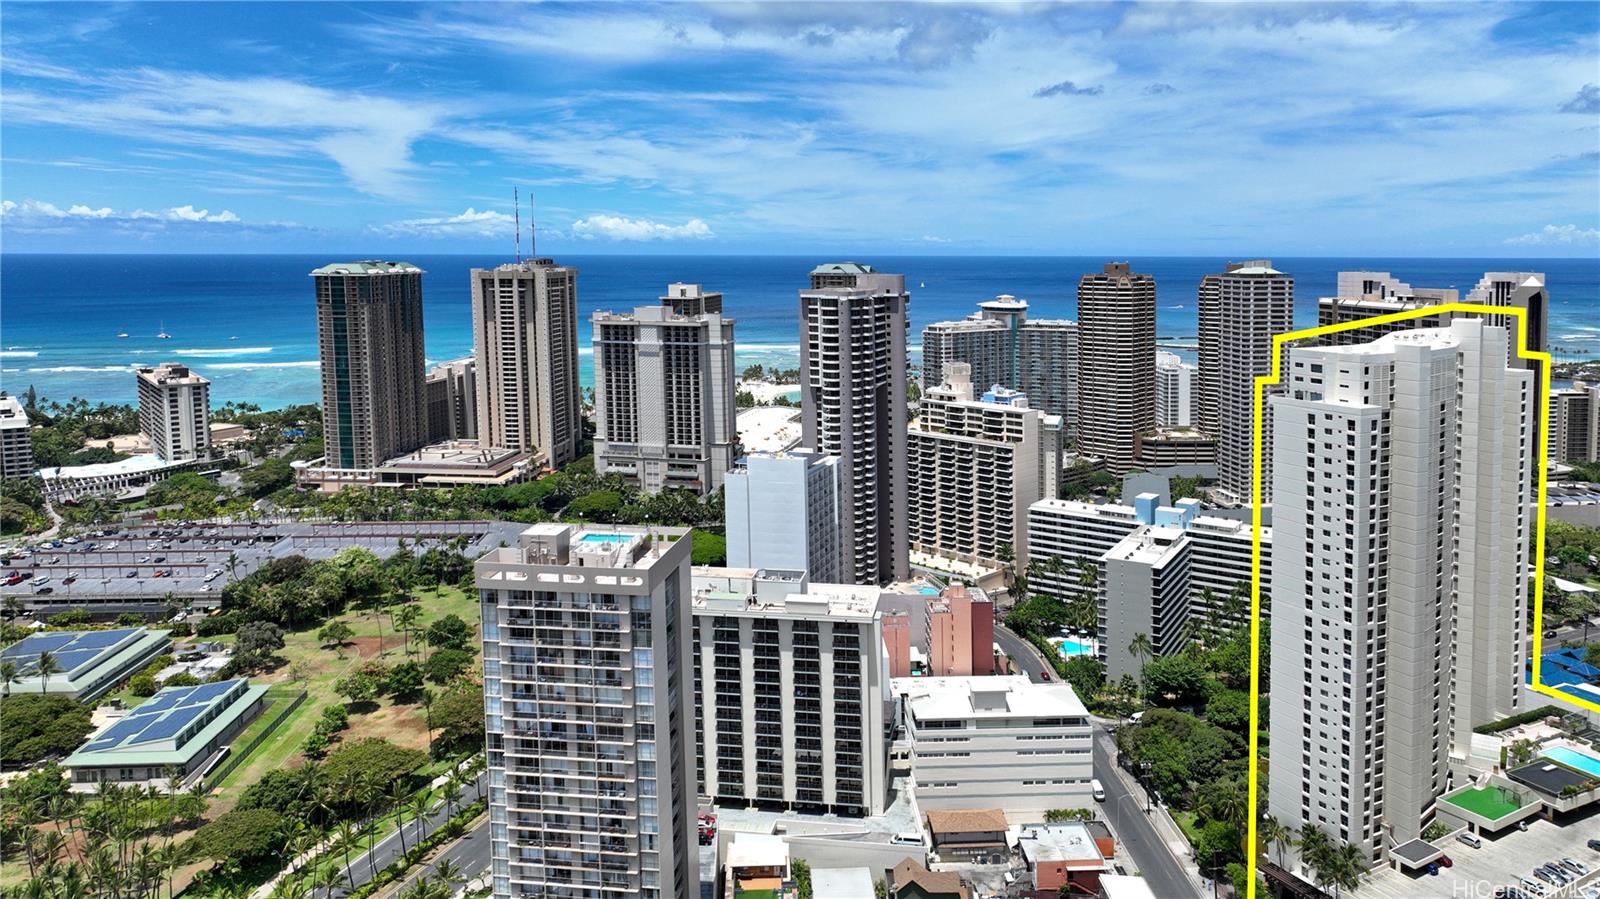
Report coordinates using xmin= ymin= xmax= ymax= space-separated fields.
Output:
xmin=35 ymin=587 xmax=52 ymax=595
xmin=1588 ymin=838 xmax=1600 ymax=851
xmin=1439 ymin=856 xmax=1453 ymax=868
xmin=1560 ymin=858 xmax=1588 ymax=876
xmin=126 ymin=570 xmax=138 ymax=578
xmin=62 ymin=575 xmax=77 ymax=585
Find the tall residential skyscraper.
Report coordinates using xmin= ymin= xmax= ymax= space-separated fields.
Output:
xmin=0 ymin=394 xmax=35 ymax=479
xmin=135 ymin=363 xmax=212 ymax=463
xmin=799 ymin=262 xmax=910 ymax=586
xmin=594 ymin=283 xmax=738 ymax=494
xmin=1196 ymin=260 xmax=1295 ymax=504
xmin=908 ymin=364 xmax=1060 ymax=573
xmin=424 ymin=357 xmax=477 ymax=443
xmin=1550 ymin=381 xmax=1600 ymax=463
xmin=724 ymin=449 xmax=844 ymax=583
xmin=311 ymin=261 xmax=428 ymax=470
xmin=690 ymin=568 xmax=891 ymax=815
xmin=1267 ymin=319 xmax=1532 ymax=865
xmin=1076 ymin=263 xmax=1156 ymax=475
xmin=476 ymin=524 xmax=697 ymax=899
xmin=921 ymin=296 xmax=1078 ymax=425
xmin=472 ymin=259 xmax=582 ymax=470
xmin=1154 ymin=351 xmax=1194 ymax=428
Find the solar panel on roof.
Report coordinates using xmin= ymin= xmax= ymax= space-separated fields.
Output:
xmin=93 ymin=716 xmax=149 ymax=744
xmin=136 ymin=691 xmax=184 ymax=713
xmin=70 ymin=629 xmax=136 ymax=651
xmin=183 ymin=682 xmax=235 ymax=704
xmin=131 ymin=707 xmax=201 ymax=743
xmin=49 ymin=649 xmax=101 ymax=673
xmin=3 ymin=633 xmax=74 ymax=658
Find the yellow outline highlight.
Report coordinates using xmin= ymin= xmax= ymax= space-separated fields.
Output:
xmin=1246 ymin=303 xmax=1575 ymax=898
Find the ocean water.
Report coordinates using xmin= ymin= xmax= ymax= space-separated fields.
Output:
xmin=2 ymin=254 xmax=1596 ymax=409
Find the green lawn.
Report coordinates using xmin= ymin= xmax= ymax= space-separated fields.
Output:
xmin=1443 ymin=787 xmax=1525 ymax=820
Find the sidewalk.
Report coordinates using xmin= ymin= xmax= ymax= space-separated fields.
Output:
xmin=1098 ymin=734 xmax=1212 ymax=897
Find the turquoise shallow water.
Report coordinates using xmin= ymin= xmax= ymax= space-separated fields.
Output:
xmin=3 ymin=254 xmax=1595 ymax=409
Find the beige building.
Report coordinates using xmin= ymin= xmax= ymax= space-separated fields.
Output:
xmin=1076 ymin=263 xmax=1156 ymax=475
xmin=594 ymin=283 xmax=739 ymax=494
xmin=799 ymin=262 xmax=910 ymax=586
xmin=908 ymin=364 xmax=1060 ymax=574
xmin=0 ymin=393 xmax=35 ymax=479
xmin=311 ymin=261 xmax=428 ymax=470
xmin=1268 ymin=320 xmax=1533 ymax=866
xmin=135 ymin=363 xmax=211 ymax=463
xmin=1196 ymin=261 xmax=1294 ymax=505
xmin=1549 ymin=381 xmax=1599 ymax=463
xmin=471 ymin=258 xmax=582 ymax=470
xmin=425 ymin=357 xmax=477 ymax=443
xmin=921 ymin=296 xmax=1079 ymax=425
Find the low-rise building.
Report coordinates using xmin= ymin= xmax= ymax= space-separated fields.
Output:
xmin=924 ymin=584 xmax=996 ymax=677
xmin=63 ymin=678 xmax=268 ymax=791
xmin=925 ymin=808 xmax=1008 ymax=864
xmin=1097 ymin=874 xmax=1159 ymax=899
xmin=896 ymin=675 xmax=1093 ymax=820
xmin=1134 ymin=426 xmax=1216 ymax=470
xmin=1017 ymin=821 xmax=1114 ymax=897
xmin=888 ymin=858 xmax=971 ymax=899
xmin=722 ymin=832 xmax=790 ymax=899
xmin=294 ymin=441 xmax=538 ymax=491
xmin=812 ymin=868 xmax=875 ymax=899
xmin=0 ymin=627 xmax=171 ymax=701
xmin=39 ymin=454 xmax=215 ymax=502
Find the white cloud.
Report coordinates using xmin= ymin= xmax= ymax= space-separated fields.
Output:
xmin=1505 ymin=224 xmax=1600 ymax=246
xmin=570 ymin=214 xmax=713 ymax=241
xmin=2 ymin=198 xmax=252 ymax=230
xmin=381 ymin=207 xmax=516 ymax=237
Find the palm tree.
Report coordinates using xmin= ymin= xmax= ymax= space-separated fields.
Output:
xmin=3 ymin=595 xmax=24 ymax=620
xmin=1201 ymin=782 xmax=1248 ymax=830
xmin=389 ymin=781 xmax=413 ymax=858
xmin=1127 ymin=632 xmax=1153 ymax=692
xmin=225 ymin=551 xmax=241 ymax=583
xmin=334 ymin=820 xmax=360 ymax=891
xmin=1298 ymin=825 xmax=1334 ymax=884
xmin=1260 ymin=815 xmax=1296 ymax=868
xmin=392 ymin=604 xmax=422 ymax=658
xmin=406 ymin=793 xmax=432 ymax=857
xmin=1328 ymin=843 xmax=1366 ymax=898
xmin=36 ymin=649 xmax=60 ymax=694
xmin=1 ymin=659 xmax=20 ymax=700
xmin=433 ymin=858 xmax=465 ymax=892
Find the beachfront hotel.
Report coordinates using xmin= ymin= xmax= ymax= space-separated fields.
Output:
xmin=310 ymin=261 xmax=429 ymax=470
xmin=798 ymin=262 xmax=911 ymax=586
xmin=1076 ymin=263 xmax=1156 ymax=475
xmin=476 ymin=524 xmax=697 ymax=899
xmin=593 ymin=283 xmax=739 ymax=495
xmin=135 ymin=362 xmax=212 ymax=463
xmin=471 ymin=258 xmax=583 ymax=470
xmin=1267 ymin=319 xmax=1533 ymax=865
xmin=921 ymin=295 xmax=1079 ymax=425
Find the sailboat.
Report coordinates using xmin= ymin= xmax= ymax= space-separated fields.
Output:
xmin=156 ymin=321 xmax=171 ymax=339
xmin=116 ymin=330 xmax=130 ymax=338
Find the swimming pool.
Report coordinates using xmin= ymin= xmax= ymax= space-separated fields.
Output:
xmin=1539 ymin=745 xmax=1600 ymax=778
xmin=1057 ymin=639 xmax=1095 ymax=657
xmin=917 ymin=586 xmax=940 ymax=595
xmin=578 ymin=533 xmax=631 ymax=544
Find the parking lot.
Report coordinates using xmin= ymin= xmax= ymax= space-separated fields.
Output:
xmin=1 ymin=519 xmax=527 ymax=614
xmin=1361 ymin=808 xmax=1600 ymax=899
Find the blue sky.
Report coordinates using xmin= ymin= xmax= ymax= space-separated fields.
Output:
xmin=1 ymin=1 xmax=1597 ymax=256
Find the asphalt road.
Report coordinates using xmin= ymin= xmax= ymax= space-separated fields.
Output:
xmin=1093 ymin=726 xmax=1201 ymax=899
xmin=327 ymin=771 xmax=488 ymax=898
xmin=387 ymin=815 xmax=492 ymax=895
xmin=994 ymin=622 xmax=1051 ymax=682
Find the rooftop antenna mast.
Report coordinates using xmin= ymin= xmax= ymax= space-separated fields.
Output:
xmin=529 ymin=190 xmax=537 ymax=259
xmin=513 ymin=187 xmax=522 ymax=263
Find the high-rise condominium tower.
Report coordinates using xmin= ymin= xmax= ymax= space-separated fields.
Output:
xmin=1267 ymin=320 xmax=1531 ymax=866
xmin=1154 ymin=351 xmax=1194 ymax=428
xmin=135 ymin=363 xmax=211 ymax=463
xmin=424 ymin=357 xmax=477 ymax=443
xmin=1550 ymin=381 xmax=1600 ymax=463
xmin=472 ymin=259 xmax=582 ymax=470
xmin=594 ymin=283 xmax=739 ymax=494
xmin=799 ymin=262 xmax=910 ymax=585
xmin=311 ymin=261 xmax=428 ymax=470
xmin=476 ymin=524 xmax=697 ymax=899
xmin=908 ymin=363 xmax=1061 ymax=572
xmin=921 ymin=296 xmax=1078 ymax=425
xmin=1076 ymin=263 xmax=1156 ymax=475
xmin=724 ymin=450 xmax=844 ymax=583
xmin=1197 ymin=260 xmax=1295 ymax=504
xmin=0 ymin=394 xmax=36 ymax=479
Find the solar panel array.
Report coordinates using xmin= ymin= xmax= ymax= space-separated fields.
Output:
xmin=0 ymin=629 xmax=139 ymax=676
xmin=77 ymin=679 xmax=248 ymax=755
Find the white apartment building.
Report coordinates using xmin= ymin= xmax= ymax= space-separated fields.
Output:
xmin=1028 ymin=494 xmax=1269 ymax=681
xmin=1154 ymin=351 xmax=1194 ymax=428
xmin=476 ymin=524 xmax=697 ymax=899
xmin=799 ymin=262 xmax=910 ymax=586
xmin=723 ymin=450 xmax=844 ymax=583
xmin=1077 ymin=263 xmax=1156 ymax=474
xmin=908 ymin=364 xmax=1061 ymax=573
xmin=690 ymin=568 xmax=891 ymax=816
xmin=896 ymin=675 xmax=1094 ymax=820
xmin=135 ymin=363 xmax=211 ymax=463
xmin=1550 ymin=381 xmax=1599 ymax=463
xmin=425 ymin=356 xmax=478 ymax=443
xmin=594 ymin=284 xmax=738 ymax=494
xmin=1267 ymin=319 xmax=1532 ymax=866
xmin=0 ymin=393 xmax=35 ymax=479
xmin=921 ymin=296 xmax=1079 ymax=425
xmin=1197 ymin=261 xmax=1295 ymax=505
xmin=472 ymin=259 xmax=582 ymax=470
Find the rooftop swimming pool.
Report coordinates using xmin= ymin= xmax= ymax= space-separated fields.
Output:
xmin=1539 ymin=744 xmax=1600 ymax=779
xmin=917 ymin=586 xmax=940 ymax=596
xmin=577 ymin=533 xmax=632 ymax=544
